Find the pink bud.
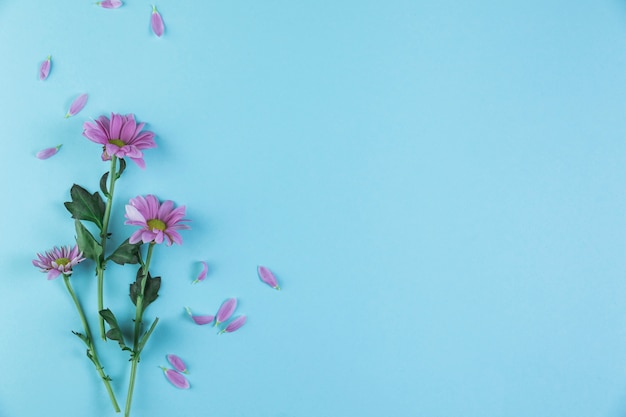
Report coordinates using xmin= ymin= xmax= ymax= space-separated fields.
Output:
xmin=39 ymin=56 xmax=51 ymax=80
xmin=219 ymin=315 xmax=247 ymax=334
xmin=96 ymin=0 xmax=122 ymax=8
xmin=215 ymin=298 xmax=237 ymax=326
xmin=185 ymin=307 xmax=215 ymax=325
xmin=65 ymin=93 xmax=88 ymax=118
xmin=192 ymin=261 xmax=208 ymax=284
xmin=36 ymin=144 xmax=62 ymax=160
xmin=151 ymin=5 xmax=165 ymax=37
xmin=160 ymin=367 xmax=190 ymax=389
xmin=166 ymin=354 xmax=188 ymax=374
xmin=257 ymin=265 xmax=280 ymax=290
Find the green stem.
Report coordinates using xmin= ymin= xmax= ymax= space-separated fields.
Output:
xmin=97 ymin=156 xmax=119 ymax=340
xmin=63 ymin=275 xmax=121 ymax=413
xmin=125 ymin=243 xmax=157 ymax=417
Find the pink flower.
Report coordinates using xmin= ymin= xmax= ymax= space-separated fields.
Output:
xmin=124 ymin=195 xmax=190 ymax=245
xmin=83 ymin=113 xmax=156 ymax=168
xmin=151 ymin=5 xmax=164 ymax=37
xmin=36 ymin=144 xmax=62 ymax=160
xmin=39 ymin=56 xmax=51 ymax=80
xmin=32 ymin=245 xmax=85 ymax=280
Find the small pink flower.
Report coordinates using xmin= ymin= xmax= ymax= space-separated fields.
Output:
xmin=125 ymin=195 xmax=190 ymax=245
xmin=185 ymin=307 xmax=215 ymax=325
xmin=96 ymin=0 xmax=122 ymax=8
xmin=82 ymin=113 xmax=156 ymax=168
xmin=65 ymin=93 xmax=88 ymax=118
xmin=219 ymin=315 xmax=247 ymax=334
xmin=215 ymin=298 xmax=237 ymax=326
xmin=151 ymin=5 xmax=164 ymax=37
xmin=159 ymin=367 xmax=189 ymax=389
xmin=32 ymin=245 xmax=85 ymax=280
xmin=39 ymin=56 xmax=51 ymax=80
xmin=166 ymin=354 xmax=188 ymax=374
xmin=257 ymin=265 xmax=280 ymax=290
xmin=36 ymin=144 xmax=62 ymax=160
xmin=192 ymin=261 xmax=208 ymax=284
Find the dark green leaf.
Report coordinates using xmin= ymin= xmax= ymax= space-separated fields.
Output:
xmin=99 ymin=172 xmax=110 ymax=198
xmin=64 ymin=184 xmax=106 ymax=230
xmin=71 ymin=331 xmax=89 ymax=346
xmin=99 ymin=309 xmax=128 ymax=351
xmin=107 ymin=239 xmax=142 ymax=265
xmin=116 ymin=158 xmax=126 ymax=179
xmin=74 ymin=220 xmax=103 ymax=262
xmin=130 ymin=268 xmax=161 ymax=314
xmin=137 ymin=317 xmax=159 ymax=353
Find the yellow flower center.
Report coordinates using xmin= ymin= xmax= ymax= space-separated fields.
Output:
xmin=147 ymin=219 xmax=166 ymax=231
xmin=55 ymin=257 xmax=70 ymax=266
xmin=108 ymin=139 xmax=126 ymax=147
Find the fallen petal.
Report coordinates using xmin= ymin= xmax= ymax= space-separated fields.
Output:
xmin=39 ymin=56 xmax=51 ymax=80
xmin=96 ymin=0 xmax=123 ymax=8
xmin=160 ymin=367 xmax=190 ymax=389
xmin=65 ymin=93 xmax=88 ymax=118
xmin=36 ymin=144 xmax=62 ymax=160
xmin=166 ymin=354 xmax=188 ymax=374
xmin=257 ymin=265 xmax=280 ymax=290
xmin=215 ymin=298 xmax=237 ymax=326
xmin=219 ymin=315 xmax=247 ymax=334
xmin=185 ymin=307 xmax=215 ymax=325
xmin=151 ymin=5 xmax=164 ymax=37
xmin=192 ymin=261 xmax=208 ymax=284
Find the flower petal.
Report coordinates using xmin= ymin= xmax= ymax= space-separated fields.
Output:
xmin=96 ymin=0 xmax=123 ymax=8
xmin=151 ymin=5 xmax=165 ymax=37
xmin=166 ymin=354 xmax=188 ymax=374
xmin=257 ymin=265 xmax=280 ymax=290
xmin=39 ymin=56 xmax=51 ymax=80
xmin=160 ymin=367 xmax=190 ymax=389
xmin=65 ymin=94 xmax=88 ymax=118
xmin=185 ymin=307 xmax=215 ymax=325
xmin=215 ymin=298 xmax=237 ymax=325
xmin=219 ymin=315 xmax=247 ymax=334
xmin=36 ymin=144 xmax=62 ymax=160
xmin=192 ymin=261 xmax=208 ymax=284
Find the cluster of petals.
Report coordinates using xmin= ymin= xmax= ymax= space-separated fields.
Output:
xmin=32 ymin=245 xmax=85 ymax=280
xmin=125 ymin=195 xmax=190 ymax=245
xmin=83 ymin=113 xmax=156 ymax=169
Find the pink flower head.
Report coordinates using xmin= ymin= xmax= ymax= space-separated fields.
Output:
xmin=83 ymin=113 xmax=156 ymax=169
xmin=125 ymin=195 xmax=190 ymax=245
xmin=32 ymin=245 xmax=85 ymax=280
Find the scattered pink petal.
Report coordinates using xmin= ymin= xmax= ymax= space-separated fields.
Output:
xmin=219 ymin=315 xmax=247 ymax=334
xmin=36 ymin=144 xmax=62 ymax=160
xmin=166 ymin=354 xmax=188 ymax=374
xmin=160 ymin=367 xmax=190 ymax=389
xmin=39 ymin=56 xmax=51 ymax=80
xmin=215 ymin=298 xmax=237 ymax=326
xmin=185 ymin=307 xmax=215 ymax=325
xmin=151 ymin=5 xmax=164 ymax=37
xmin=257 ymin=265 xmax=280 ymax=290
xmin=192 ymin=261 xmax=208 ymax=284
xmin=96 ymin=0 xmax=122 ymax=8
xmin=65 ymin=93 xmax=88 ymax=118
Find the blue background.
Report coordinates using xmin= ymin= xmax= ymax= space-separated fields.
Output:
xmin=1 ymin=1 xmax=626 ymax=416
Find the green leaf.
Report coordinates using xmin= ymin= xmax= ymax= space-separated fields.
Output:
xmin=99 ymin=309 xmax=129 ymax=351
xmin=137 ymin=317 xmax=159 ymax=353
xmin=71 ymin=331 xmax=89 ymax=346
xmin=74 ymin=220 xmax=103 ymax=262
xmin=130 ymin=268 xmax=161 ymax=314
xmin=107 ymin=239 xmax=142 ymax=265
xmin=116 ymin=158 xmax=126 ymax=179
xmin=64 ymin=184 xmax=106 ymax=230
xmin=99 ymin=172 xmax=110 ymax=198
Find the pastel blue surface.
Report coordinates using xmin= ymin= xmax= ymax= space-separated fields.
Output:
xmin=1 ymin=1 xmax=626 ymax=416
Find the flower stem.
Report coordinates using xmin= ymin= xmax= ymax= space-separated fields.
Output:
xmin=63 ymin=275 xmax=121 ymax=413
xmin=97 ymin=156 xmax=119 ymax=340
xmin=125 ymin=243 xmax=157 ymax=417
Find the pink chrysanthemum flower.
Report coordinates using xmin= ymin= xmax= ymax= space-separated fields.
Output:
xmin=32 ymin=245 xmax=85 ymax=280
xmin=82 ymin=113 xmax=156 ymax=169
xmin=124 ymin=195 xmax=190 ymax=245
